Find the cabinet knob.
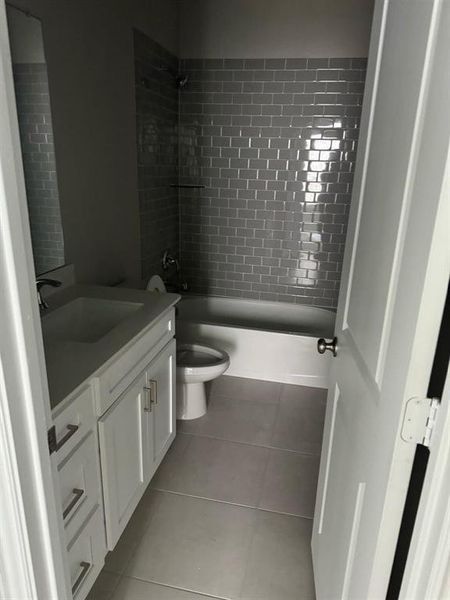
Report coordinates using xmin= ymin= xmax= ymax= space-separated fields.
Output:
xmin=317 ymin=337 xmax=338 ymax=357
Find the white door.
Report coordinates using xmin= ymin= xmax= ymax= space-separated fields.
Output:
xmin=148 ymin=339 xmax=176 ymax=472
xmin=99 ymin=373 xmax=152 ymax=550
xmin=0 ymin=3 xmax=72 ymax=597
xmin=312 ymin=0 xmax=450 ymax=597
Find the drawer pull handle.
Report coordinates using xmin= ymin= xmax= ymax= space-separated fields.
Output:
xmin=150 ymin=379 xmax=158 ymax=405
xmin=71 ymin=561 xmax=91 ymax=595
xmin=63 ymin=488 xmax=84 ymax=520
xmin=56 ymin=424 xmax=79 ymax=451
xmin=143 ymin=386 xmax=152 ymax=412
xmin=144 ymin=380 xmax=158 ymax=411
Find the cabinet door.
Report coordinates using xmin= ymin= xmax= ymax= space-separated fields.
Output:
xmin=147 ymin=339 xmax=176 ymax=474
xmin=98 ymin=373 xmax=152 ymax=550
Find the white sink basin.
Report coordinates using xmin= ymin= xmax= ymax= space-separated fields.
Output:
xmin=42 ymin=297 xmax=144 ymax=343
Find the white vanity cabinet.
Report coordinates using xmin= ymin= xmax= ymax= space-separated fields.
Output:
xmin=99 ymin=339 xmax=176 ymax=549
xmin=47 ymin=291 xmax=179 ymax=598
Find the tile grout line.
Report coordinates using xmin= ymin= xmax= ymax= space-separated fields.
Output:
xmin=148 ymin=487 xmax=314 ymax=521
xmin=121 ymin=574 xmax=232 ymax=600
xmin=177 ymin=429 xmax=322 ymax=458
xmin=251 ymin=381 xmax=285 ymax=514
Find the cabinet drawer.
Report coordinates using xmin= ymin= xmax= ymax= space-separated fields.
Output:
xmin=95 ymin=308 xmax=175 ymax=415
xmin=58 ymin=431 xmax=101 ymax=545
xmin=67 ymin=507 xmax=105 ymax=600
xmin=53 ymin=386 xmax=96 ymax=464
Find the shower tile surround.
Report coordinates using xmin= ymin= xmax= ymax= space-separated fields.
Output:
xmin=133 ymin=35 xmax=367 ymax=307
xmin=134 ymin=30 xmax=179 ymax=282
xmin=179 ymin=58 xmax=366 ymax=307
xmin=13 ymin=64 xmax=64 ymax=275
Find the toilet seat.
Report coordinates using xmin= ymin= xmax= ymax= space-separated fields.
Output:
xmin=177 ymin=343 xmax=228 ymax=369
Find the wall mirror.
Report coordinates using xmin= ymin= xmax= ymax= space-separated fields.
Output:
xmin=6 ymin=4 xmax=65 ymax=276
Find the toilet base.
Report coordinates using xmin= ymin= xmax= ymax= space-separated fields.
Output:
xmin=176 ymin=382 xmax=207 ymax=420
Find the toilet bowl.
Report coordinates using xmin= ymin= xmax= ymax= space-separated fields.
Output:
xmin=176 ymin=343 xmax=230 ymax=420
xmin=146 ymin=275 xmax=230 ymax=420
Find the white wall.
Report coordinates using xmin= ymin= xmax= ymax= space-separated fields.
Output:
xmin=7 ymin=6 xmax=45 ymax=63
xmin=9 ymin=0 xmax=178 ymax=285
xmin=180 ymin=0 xmax=374 ymax=58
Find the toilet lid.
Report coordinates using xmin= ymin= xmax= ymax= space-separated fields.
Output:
xmin=146 ymin=275 xmax=166 ymax=293
xmin=177 ymin=343 xmax=229 ymax=368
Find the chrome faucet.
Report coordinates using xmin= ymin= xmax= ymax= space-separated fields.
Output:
xmin=36 ymin=278 xmax=62 ymax=310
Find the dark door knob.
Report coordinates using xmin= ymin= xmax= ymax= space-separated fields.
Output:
xmin=317 ymin=337 xmax=338 ymax=357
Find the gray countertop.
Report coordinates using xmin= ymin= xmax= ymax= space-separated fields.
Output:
xmin=42 ymin=285 xmax=180 ymax=410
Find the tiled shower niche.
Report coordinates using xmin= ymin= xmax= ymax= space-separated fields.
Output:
xmin=179 ymin=58 xmax=366 ymax=308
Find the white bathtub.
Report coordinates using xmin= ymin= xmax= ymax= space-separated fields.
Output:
xmin=176 ymin=295 xmax=335 ymax=388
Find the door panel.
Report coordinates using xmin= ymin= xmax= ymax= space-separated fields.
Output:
xmin=98 ymin=373 xmax=151 ymax=550
xmin=312 ymin=0 xmax=449 ymax=597
xmin=148 ymin=339 xmax=176 ymax=473
xmin=345 ymin=0 xmax=435 ymax=383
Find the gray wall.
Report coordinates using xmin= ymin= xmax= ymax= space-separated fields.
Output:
xmin=179 ymin=58 xmax=366 ymax=308
xmin=180 ymin=0 xmax=374 ymax=59
xmin=13 ymin=63 xmax=64 ymax=275
xmin=12 ymin=0 xmax=179 ymax=285
xmin=134 ymin=30 xmax=179 ymax=282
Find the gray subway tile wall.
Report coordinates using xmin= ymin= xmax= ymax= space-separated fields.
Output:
xmin=134 ymin=30 xmax=179 ymax=282
xmin=179 ymin=58 xmax=366 ymax=308
xmin=13 ymin=63 xmax=65 ymax=275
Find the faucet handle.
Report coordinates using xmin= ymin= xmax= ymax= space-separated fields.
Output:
xmin=36 ymin=278 xmax=62 ymax=310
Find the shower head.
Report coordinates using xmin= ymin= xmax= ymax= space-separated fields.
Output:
xmin=176 ymin=74 xmax=189 ymax=89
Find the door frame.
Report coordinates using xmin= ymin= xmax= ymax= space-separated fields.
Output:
xmin=0 ymin=2 xmax=70 ymax=598
xmin=0 ymin=0 xmax=448 ymax=598
xmin=399 ymin=157 xmax=450 ymax=599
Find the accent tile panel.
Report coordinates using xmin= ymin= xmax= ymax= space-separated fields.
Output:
xmin=134 ymin=30 xmax=179 ymax=281
xmin=179 ymin=58 xmax=366 ymax=307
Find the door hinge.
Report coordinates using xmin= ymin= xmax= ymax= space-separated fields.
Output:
xmin=47 ymin=425 xmax=57 ymax=455
xmin=401 ymin=397 xmax=440 ymax=447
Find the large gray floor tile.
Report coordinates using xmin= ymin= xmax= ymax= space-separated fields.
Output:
xmin=125 ymin=491 xmax=256 ymax=599
xmin=179 ymin=395 xmax=278 ymax=445
xmin=87 ymin=571 xmax=121 ymax=600
xmin=151 ymin=433 xmax=269 ymax=507
xmin=258 ymin=449 xmax=320 ymax=518
xmin=103 ymin=487 xmax=160 ymax=575
xmin=111 ymin=577 xmax=218 ymax=600
xmin=271 ymin=385 xmax=327 ymax=454
xmin=209 ymin=375 xmax=281 ymax=405
xmin=240 ymin=511 xmax=315 ymax=600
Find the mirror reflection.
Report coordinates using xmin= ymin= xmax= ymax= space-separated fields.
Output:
xmin=7 ymin=5 xmax=65 ymax=276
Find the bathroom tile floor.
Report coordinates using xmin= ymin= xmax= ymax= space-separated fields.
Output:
xmin=88 ymin=376 xmax=327 ymax=600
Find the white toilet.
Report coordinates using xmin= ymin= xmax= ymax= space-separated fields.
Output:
xmin=176 ymin=343 xmax=230 ymax=420
xmin=147 ymin=275 xmax=230 ymax=420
